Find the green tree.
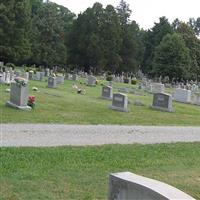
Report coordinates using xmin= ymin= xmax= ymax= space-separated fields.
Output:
xmin=0 ymin=0 xmax=32 ymax=64
xmin=153 ymin=33 xmax=191 ymax=80
xmin=142 ymin=17 xmax=173 ymax=76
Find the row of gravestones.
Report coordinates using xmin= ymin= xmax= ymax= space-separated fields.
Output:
xmin=101 ymin=85 xmax=200 ymax=113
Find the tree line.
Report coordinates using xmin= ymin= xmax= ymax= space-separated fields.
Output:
xmin=0 ymin=0 xmax=200 ymax=80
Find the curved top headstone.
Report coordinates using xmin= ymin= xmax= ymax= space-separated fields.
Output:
xmin=109 ymin=172 xmax=195 ymax=200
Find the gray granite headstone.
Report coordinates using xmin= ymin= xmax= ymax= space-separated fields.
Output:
xmin=152 ymin=93 xmax=175 ymax=112
xmin=174 ymin=88 xmax=191 ymax=103
xmin=102 ymin=86 xmax=113 ymax=100
xmin=72 ymin=74 xmax=78 ymax=81
xmin=108 ymin=172 xmax=195 ymax=200
xmin=6 ymin=82 xmax=31 ymax=110
xmin=48 ymin=76 xmax=57 ymax=88
xmin=56 ymin=75 xmax=65 ymax=84
xmin=110 ymin=93 xmax=128 ymax=112
xmin=87 ymin=75 xmax=96 ymax=86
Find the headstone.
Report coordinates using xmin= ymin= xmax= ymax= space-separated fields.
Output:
xmin=110 ymin=93 xmax=128 ymax=112
xmin=108 ymin=172 xmax=195 ymax=200
xmin=102 ymin=86 xmax=113 ymax=100
xmin=150 ymin=83 xmax=165 ymax=93
xmin=87 ymin=75 xmax=96 ymax=86
xmin=152 ymin=93 xmax=175 ymax=112
xmin=6 ymin=81 xmax=31 ymax=110
xmin=35 ymin=72 xmax=41 ymax=81
xmin=45 ymin=68 xmax=50 ymax=77
xmin=29 ymin=71 xmax=34 ymax=80
xmin=56 ymin=75 xmax=65 ymax=84
xmin=192 ymin=92 xmax=200 ymax=105
xmin=174 ymin=88 xmax=191 ymax=103
xmin=72 ymin=74 xmax=78 ymax=81
xmin=48 ymin=76 xmax=57 ymax=88
xmin=5 ymin=71 xmax=11 ymax=84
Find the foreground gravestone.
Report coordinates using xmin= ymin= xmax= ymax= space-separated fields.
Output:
xmin=102 ymin=86 xmax=113 ymax=100
xmin=152 ymin=93 xmax=175 ymax=112
xmin=110 ymin=93 xmax=128 ymax=112
xmin=174 ymin=88 xmax=191 ymax=103
xmin=48 ymin=76 xmax=57 ymax=88
xmin=6 ymin=81 xmax=31 ymax=110
xmin=108 ymin=172 xmax=195 ymax=200
xmin=87 ymin=75 xmax=96 ymax=86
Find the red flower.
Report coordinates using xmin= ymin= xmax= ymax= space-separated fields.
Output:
xmin=29 ymin=96 xmax=36 ymax=103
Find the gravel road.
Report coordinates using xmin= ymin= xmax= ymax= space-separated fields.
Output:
xmin=1 ymin=124 xmax=200 ymax=147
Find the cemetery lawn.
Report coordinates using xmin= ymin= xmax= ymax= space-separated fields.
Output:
xmin=0 ymin=143 xmax=200 ymax=199
xmin=1 ymin=79 xmax=200 ymax=125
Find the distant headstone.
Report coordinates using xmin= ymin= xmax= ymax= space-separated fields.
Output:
xmin=193 ymin=92 xmax=200 ymax=106
xmin=45 ymin=68 xmax=50 ymax=77
xmin=6 ymin=82 xmax=31 ymax=110
xmin=56 ymin=75 xmax=65 ymax=84
xmin=102 ymin=86 xmax=113 ymax=100
xmin=150 ymin=83 xmax=165 ymax=93
xmin=48 ymin=76 xmax=57 ymax=88
xmin=110 ymin=93 xmax=128 ymax=112
xmin=108 ymin=172 xmax=195 ymax=200
xmin=72 ymin=74 xmax=78 ymax=81
xmin=29 ymin=71 xmax=34 ymax=80
xmin=152 ymin=93 xmax=175 ymax=112
xmin=174 ymin=88 xmax=191 ymax=103
xmin=87 ymin=75 xmax=96 ymax=86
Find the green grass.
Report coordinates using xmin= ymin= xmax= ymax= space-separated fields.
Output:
xmin=1 ymin=79 xmax=200 ymax=125
xmin=0 ymin=143 xmax=200 ymax=199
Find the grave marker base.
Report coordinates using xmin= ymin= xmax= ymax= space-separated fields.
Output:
xmin=6 ymin=101 xmax=32 ymax=111
xmin=110 ymin=105 xmax=129 ymax=112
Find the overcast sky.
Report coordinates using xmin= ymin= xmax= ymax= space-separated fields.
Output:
xmin=51 ymin=0 xmax=200 ymax=30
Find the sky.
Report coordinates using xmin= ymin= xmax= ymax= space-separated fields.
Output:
xmin=51 ymin=0 xmax=200 ymax=30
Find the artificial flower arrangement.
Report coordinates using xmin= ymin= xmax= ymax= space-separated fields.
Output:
xmin=14 ymin=77 xmax=27 ymax=87
xmin=27 ymin=95 xmax=36 ymax=109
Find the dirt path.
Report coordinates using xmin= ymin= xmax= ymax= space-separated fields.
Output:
xmin=1 ymin=124 xmax=200 ymax=147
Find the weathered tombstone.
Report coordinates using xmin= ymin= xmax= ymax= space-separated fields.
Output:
xmin=150 ymin=83 xmax=165 ymax=93
xmin=87 ymin=75 xmax=96 ymax=86
xmin=40 ymin=71 xmax=45 ymax=81
xmin=193 ymin=92 xmax=200 ymax=105
xmin=56 ymin=75 xmax=65 ymax=84
xmin=72 ymin=74 xmax=78 ymax=81
xmin=152 ymin=93 xmax=175 ymax=112
xmin=45 ymin=68 xmax=50 ymax=77
xmin=102 ymin=86 xmax=113 ymax=100
xmin=6 ymin=81 xmax=31 ymax=110
xmin=48 ymin=76 xmax=57 ymax=88
xmin=110 ymin=93 xmax=128 ymax=112
xmin=174 ymin=88 xmax=191 ymax=103
xmin=108 ymin=172 xmax=195 ymax=200
xmin=29 ymin=71 xmax=34 ymax=80
xmin=35 ymin=72 xmax=41 ymax=81
xmin=5 ymin=71 xmax=11 ymax=84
